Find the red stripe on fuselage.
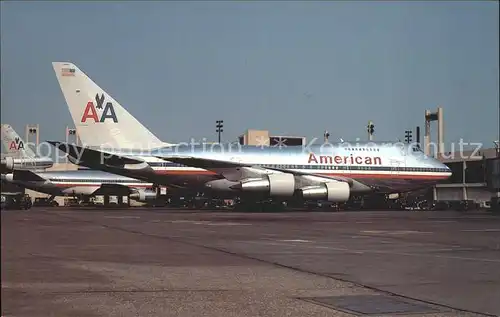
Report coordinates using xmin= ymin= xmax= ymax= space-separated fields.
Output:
xmin=151 ymin=169 xmax=449 ymax=180
xmin=322 ymin=173 xmax=449 ymax=180
xmin=52 ymin=183 xmax=153 ymax=188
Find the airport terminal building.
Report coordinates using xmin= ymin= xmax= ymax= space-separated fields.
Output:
xmin=436 ymin=147 xmax=500 ymax=209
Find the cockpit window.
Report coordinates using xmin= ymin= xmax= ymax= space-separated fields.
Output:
xmin=412 ymin=145 xmax=422 ymax=152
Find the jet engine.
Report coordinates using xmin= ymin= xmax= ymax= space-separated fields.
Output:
xmin=130 ymin=190 xmax=158 ymax=202
xmin=298 ymin=181 xmax=350 ymax=202
xmin=230 ymin=173 xmax=296 ymax=196
xmin=1 ymin=157 xmax=15 ymax=171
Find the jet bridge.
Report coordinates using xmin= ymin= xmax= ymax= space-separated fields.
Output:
xmin=434 ymin=147 xmax=499 ymax=210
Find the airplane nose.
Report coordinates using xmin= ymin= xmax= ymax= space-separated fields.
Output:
xmin=442 ymin=162 xmax=452 ymax=176
xmin=428 ymin=156 xmax=452 ymax=177
xmin=440 ymin=161 xmax=451 ymax=171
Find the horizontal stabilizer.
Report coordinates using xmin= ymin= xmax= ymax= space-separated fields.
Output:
xmin=13 ymin=169 xmax=46 ymax=182
xmin=47 ymin=141 xmax=145 ymax=166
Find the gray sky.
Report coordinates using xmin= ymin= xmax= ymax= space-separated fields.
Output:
xmin=1 ymin=1 xmax=499 ymax=150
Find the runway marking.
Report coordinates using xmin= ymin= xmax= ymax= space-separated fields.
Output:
xmin=350 ymin=235 xmax=370 ymax=239
xmin=390 ymin=230 xmax=433 ymax=235
xmin=361 ymin=230 xmax=433 ymax=235
xmin=279 ymin=239 xmax=311 ymax=243
xmin=168 ymin=220 xmax=251 ymax=226
xmin=461 ymin=229 xmax=500 ymax=232
xmin=427 ymin=248 xmax=480 ymax=252
xmin=206 ymin=222 xmax=252 ymax=226
xmin=244 ymin=241 xmax=297 ymax=247
xmin=242 ymin=240 xmax=500 ymax=263
xmin=104 ymin=216 xmax=141 ymax=219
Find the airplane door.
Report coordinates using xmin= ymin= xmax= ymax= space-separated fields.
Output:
xmin=390 ymin=159 xmax=401 ymax=175
xmin=390 ymin=145 xmax=407 ymax=175
xmin=399 ymin=144 xmax=408 ymax=173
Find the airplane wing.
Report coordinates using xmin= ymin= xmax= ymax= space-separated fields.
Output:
xmin=57 ymin=183 xmax=138 ymax=196
xmin=154 ymin=156 xmax=354 ymax=185
xmin=47 ymin=141 xmax=145 ymax=166
xmin=91 ymin=183 xmax=137 ymax=196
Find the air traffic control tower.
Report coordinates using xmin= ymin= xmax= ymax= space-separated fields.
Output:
xmin=424 ymin=107 xmax=444 ymax=157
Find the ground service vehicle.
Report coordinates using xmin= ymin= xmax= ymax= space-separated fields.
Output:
xmin=1 ymin=193 xmax=32 ymax=210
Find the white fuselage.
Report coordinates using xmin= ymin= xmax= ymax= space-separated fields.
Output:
xmin=1 ymin=170 xmax=154 ymax=198
xmin=66 ymin=142 xmax=451 ymax=194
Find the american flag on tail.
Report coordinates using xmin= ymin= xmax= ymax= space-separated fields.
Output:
xmin=61 ymin=67 xmax=75 ymax=76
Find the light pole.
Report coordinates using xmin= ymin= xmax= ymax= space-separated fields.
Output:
xmin=25 ymin=124 xmax=40 ymax=148
xmin=65 ymin=127 xmax=77 ymax=143
xmin=416 ymin=126 xmax=421 ymax=149
xmin=367 ymin=121 xmax=374 ymax=141
xmin=216 ymin=120 xmax=223 ymax=143
xmin=404 ymin=130 xmax=412 ymax=144
xmin=65 ymin=127 xmax=77 ymax=163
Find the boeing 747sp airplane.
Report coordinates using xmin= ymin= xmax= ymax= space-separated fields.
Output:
xmin=49 ymin=62 xmax=452 ymax=203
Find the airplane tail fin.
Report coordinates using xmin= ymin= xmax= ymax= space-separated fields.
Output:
xmin=1 ymin=124 xmax=37 ymax=159
xmin=52 ymin=62 xmax=167 ymax=150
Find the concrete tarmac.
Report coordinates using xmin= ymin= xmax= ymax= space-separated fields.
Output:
xmin=2 ymin=208 xmax=499 ymax=317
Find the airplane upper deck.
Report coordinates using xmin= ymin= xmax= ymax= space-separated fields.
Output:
xmin=152 ymin=141 xmax=424 ymax=155
xmin=82 ymin=141 xmax=423 ymax=155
